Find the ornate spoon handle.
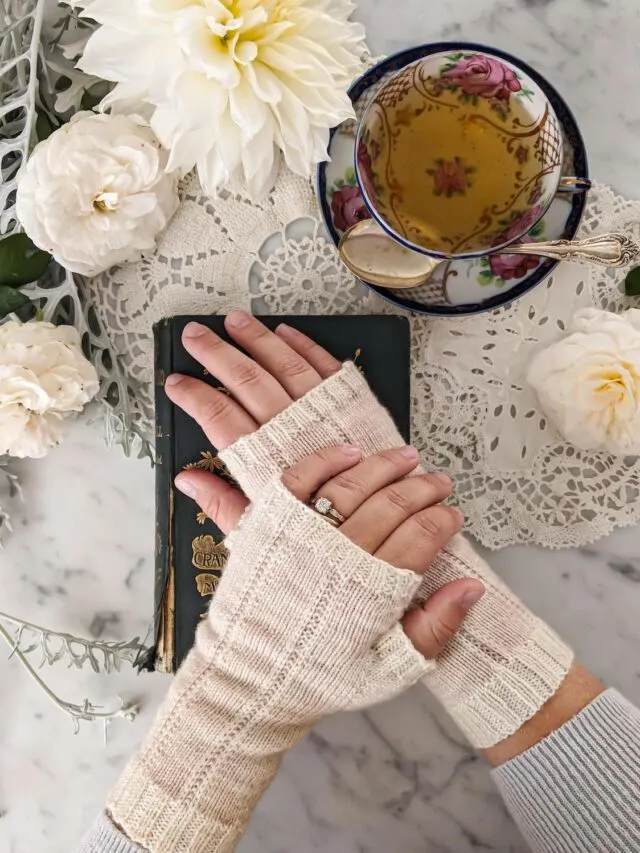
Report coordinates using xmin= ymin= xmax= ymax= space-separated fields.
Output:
xmin=507 ymin=233 xmax=640 ymax=267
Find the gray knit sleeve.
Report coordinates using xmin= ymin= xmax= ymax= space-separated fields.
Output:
xmin=492 ymin=688 xmax=640 ymax=852
xmin=78 ymin=813 xmax=148 ymax=853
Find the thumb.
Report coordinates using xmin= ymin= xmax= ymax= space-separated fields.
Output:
xmin=402 ymin=579 xmax=485 ymax=659
xmin=174 ymin=469 xmax=249 ymax=535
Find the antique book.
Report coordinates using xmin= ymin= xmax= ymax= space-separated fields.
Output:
xmin=152 ymin=314 xmax=411 ymax=673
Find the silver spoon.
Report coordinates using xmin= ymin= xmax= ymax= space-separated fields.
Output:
xmin=338 ymin=219 xmax=640 ymax=289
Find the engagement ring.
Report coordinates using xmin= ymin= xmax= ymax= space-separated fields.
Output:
xmin=310 ymin=496 xmax=346 ymax=527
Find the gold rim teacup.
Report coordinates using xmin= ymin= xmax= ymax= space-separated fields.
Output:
xmin=355 ymin=48 xmax=591 ymax=261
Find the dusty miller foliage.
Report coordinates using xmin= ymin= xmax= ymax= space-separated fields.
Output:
xmin=0 ymin=0 xmax=152 ymax=730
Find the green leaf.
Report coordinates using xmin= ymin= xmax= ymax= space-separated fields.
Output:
xmin=35 ymin=110 xmax=56 ymax=142
xmin=530 ymin=220 xmax=545 ymax=238
xmin=334 ymin=178 xmax=345 ymax=188
xmin=624 ymin=266 xmax=640 ymax=296
xmin=0 ymin=285 xmax=31 ymax=319
xmin=344 ymin=165 xmax=356 ymax=185
xmin=80 ymin=89 xmax=103 ymax=112
xmin=0 ymin=233 xmax=51 ymax=287
xmin=478 ymin=270 xmax=494 ymax=285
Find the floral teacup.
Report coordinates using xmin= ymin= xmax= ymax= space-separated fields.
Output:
xmin=355 ymin=47 xmax=590 ymax=261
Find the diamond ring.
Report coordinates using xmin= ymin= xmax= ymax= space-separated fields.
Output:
xmin=310 ymin=496 xmax=346 ymax=527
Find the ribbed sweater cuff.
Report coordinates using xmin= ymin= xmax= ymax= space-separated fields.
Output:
xmin=492 ymin=688 xmax=640 ymax=853
xmin=79 ymin=813 xmax=148 ymax=853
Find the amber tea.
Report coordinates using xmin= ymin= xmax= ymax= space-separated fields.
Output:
xmin=357 ymin=52 xmax=564 ymax=257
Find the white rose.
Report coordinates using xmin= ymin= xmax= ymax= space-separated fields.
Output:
xmin=528 ymin=308 xmax=640 ymax=455
xmin=16 ymin=112 xmax=179 ymax=276
xmin=0 ymin=320 xmax=99 ymax=458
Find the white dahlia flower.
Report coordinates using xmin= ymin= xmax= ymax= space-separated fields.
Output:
xmin=75 ymin=0 xmax=366 ymax=199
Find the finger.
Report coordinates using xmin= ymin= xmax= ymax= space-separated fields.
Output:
xmin=341 ymin=473 xmax=453 ymax=554
xmin=315 ymin=445 xmax=423 ymax=519
xmin=374 ymin=505 xmax=463 ymax=573
xmin=181 ymin=321 xmax=292 ymax=422
xmin=281 ymin=445 xmax=363 ymax=502
xmin=165 ymin=374 xmax=257 ymax=451
xmin=174 ymin=470 xmax=249 ymax=535
xmin=274 ymin=323 xmax=342 ymax=379
xmin=225 ymin=312 xmax=323 ymax=400
xmin=402 ymin=579 xmax=485 ymax=658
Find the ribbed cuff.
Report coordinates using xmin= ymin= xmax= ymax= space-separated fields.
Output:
xmin=436 ymin=620 xmax=574 ymax=748
xmin=493 ymin=689 xmax=640 ymax=853
xmin=79 ymin=813 xmax=148 ymax=853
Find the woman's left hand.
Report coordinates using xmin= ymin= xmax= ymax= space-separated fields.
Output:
xmin=176 ymin=447 xmax=484 ymax=662
xmin=164 ymin=312 xmax=341 ymax=450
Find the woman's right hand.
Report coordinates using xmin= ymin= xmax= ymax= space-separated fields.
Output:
xmin=176 ymin=444 xmax=485 ymax=661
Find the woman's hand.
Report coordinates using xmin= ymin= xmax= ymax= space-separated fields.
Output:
xmin=164 ymin=312 xmax=342 ymax=449
xmin=176 ymin=445 xmax=485 ymax=661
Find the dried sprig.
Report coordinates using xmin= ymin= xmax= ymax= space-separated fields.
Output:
xmin=0 ymin=0 xmax=45 ymax=236
xmin=0 ymin=2 xmax=152 ymax=734
xmin=0 ymin=610 xmax=146 ymax=733
xmin=0 ymin=455 xmax=22 ymax=543
xmin=24 ymin=261 xmax=153 ymax=458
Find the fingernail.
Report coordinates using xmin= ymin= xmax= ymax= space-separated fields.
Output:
xmin=175 ymin=475 xmax=197 ymax=498
xmin=433 ymin=472 xmax=452 ymax=486
xmin=450 ymin=506 xmax=464 ymax=524
xmin=275 ymin=323 xmax=300 ymax=339
xmin=226 ymin=310 xmax=250 ymax=328
xmin=165 ymin=373 xmax=185 ymax=387
xmin=459 ymin=583 xmax=485 ymax=612
xmin=400 ymin=445 xmax=419 ymax=459
xmin=339 ymin=444 xmax=362 ymax=456
xmin=183 ymin=321 xmax=208 ymax=338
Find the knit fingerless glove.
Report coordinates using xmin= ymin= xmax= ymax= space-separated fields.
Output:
xmin=108 ymin=480 xmax=429 ymax=853
xmin=220 ymin=362 xmax=574 ymax=748
xmin=220 ymin=362 xmax=406 ymax=501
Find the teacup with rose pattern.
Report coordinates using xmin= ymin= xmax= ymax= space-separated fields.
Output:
xmin=356 ymin=47 xmax=590 ymax=261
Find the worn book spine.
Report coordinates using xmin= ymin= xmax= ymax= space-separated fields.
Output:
xmin=151 ymin=318 xmax=175 ymax=674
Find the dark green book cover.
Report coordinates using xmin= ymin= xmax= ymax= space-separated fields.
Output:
xmin=152 ymin=315 xmax=411 ymax=673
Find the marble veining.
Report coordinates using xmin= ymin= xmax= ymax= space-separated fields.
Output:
xmin=2 ymin=1 xmax=640 ymax=851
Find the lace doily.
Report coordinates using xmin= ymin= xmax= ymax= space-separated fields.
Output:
xmin=89 ymin=177 xmax=640 ymax=549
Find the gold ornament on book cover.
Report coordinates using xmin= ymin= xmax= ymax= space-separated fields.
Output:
xmin=191 ymin=535 xmax=229 ymax=599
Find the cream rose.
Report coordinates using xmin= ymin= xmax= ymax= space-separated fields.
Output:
xmin=16 ymin=112 xmax=179 ymax=276
xmin=0 ymin=320 xmax=99 ymax=458
xmin=528 ymin=308 xmax=640 ymax=455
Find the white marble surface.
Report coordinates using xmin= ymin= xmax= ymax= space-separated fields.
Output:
xmin=2 ymin=1 xmax=640 ymax=851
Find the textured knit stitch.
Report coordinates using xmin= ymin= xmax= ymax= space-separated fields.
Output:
xmin=107 ymin=481 xmax=431 ymax=853
xmin=219 ymin=362 xmax=406 ymax=502
xmin=419 ymin=536 xmax=573 ymax=747
xmin=493 ymin=689 xmax=640 ymax=853
xmin=221 ymin=362 xmax=573 ymax=748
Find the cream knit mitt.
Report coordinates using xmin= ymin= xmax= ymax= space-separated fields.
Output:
xmin=220 ymin=362 xmax=574 ymax=748
xmin=108 ymin=480 xmax=430 ymax=853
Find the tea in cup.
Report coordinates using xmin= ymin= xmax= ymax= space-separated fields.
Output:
xmin=355 ymin=48 xmax=590 ymax=260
